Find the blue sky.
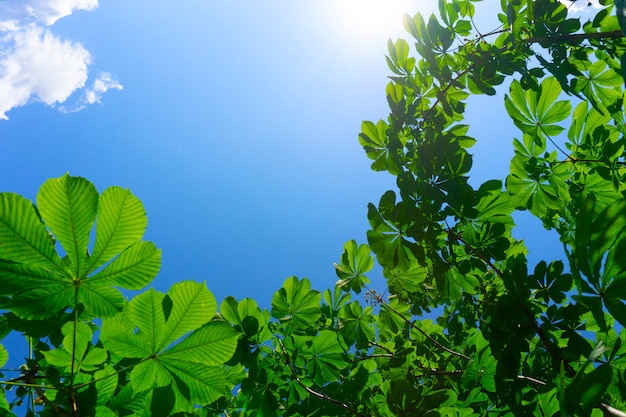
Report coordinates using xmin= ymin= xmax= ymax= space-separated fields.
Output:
xmin=0 ymin=0 xmax=589 ymax=309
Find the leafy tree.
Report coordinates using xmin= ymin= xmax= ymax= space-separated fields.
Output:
xmin=1 ymin=0 xmax=626 ymax=415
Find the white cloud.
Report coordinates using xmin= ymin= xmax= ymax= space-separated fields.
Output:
xmin=0 ymin=0 xmax=121 ymax=120
xmin=0 ymin=0 xmax=97 ymax=27
xmin=0 ymin=26 xmax=91 ymax=119
xmin=560 ymin=0 xmax=603 ymax=13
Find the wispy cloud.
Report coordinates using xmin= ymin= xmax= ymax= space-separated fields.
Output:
xmin=60 ymin=72 xmax=123 ymax=113
xmin=0 ymin=0 xmax=121 ymax=120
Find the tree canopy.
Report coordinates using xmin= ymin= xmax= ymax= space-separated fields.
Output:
xmin=1 ymin=0 xmax=626 ymax=415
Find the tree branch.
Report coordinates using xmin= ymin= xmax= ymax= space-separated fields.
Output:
xmin=523 ymin=30 xmax=624 ymax=45
xmin=447 ymin=230 xmax=576 ymax=376
xmin=277 ymin=339 xmax=366 ymax=417
xmin=381 ymin=301 xmax=470 ymax=361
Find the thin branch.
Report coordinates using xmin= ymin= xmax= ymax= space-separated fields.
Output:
xmin=371 ymin=342 xmax=394 ymax=355
xmin=381 ymin=301 xmax=470 ymax=361
xmin=277 ymin=339 xmax=367 ymax=417
xmin=556 ymin=158 xmax=626 ymax=166
xmin=523 ymin=30 xmax=624 ymax=45
xmin=447 ymin=230 xmax=576 ymax=376
xmin=517 ymin=375 xmax=547 ymax=386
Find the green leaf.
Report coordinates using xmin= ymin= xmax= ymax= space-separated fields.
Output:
xmin=338 ymin=301 xmax=375 ymax=349
xmin=271 ymin=276 xmax=321 ymax=330
xmin=160 ymin=359 xmax=226 ymax=404
xmin=88 ymin=241 xmax=161 ymax=290
xmin=62 ymin=320 xmax=92 ymax=360
xmin=9 ymin=283 xmax=74 ymax=319
xmin=89 ymin=186 xmax=148 ymax=273
xmin=127 ymin=288 xmax=166 ymax=352
xmin=101 ymin=313 xmax=153 ymax=358
xmin=504 ymin=77 xmax=571 ymax=139
xmin=160 ymin=281 xmax=217 ymax=350
xmin=0 ymin=344 xmax=7 ymax=368
xmin=334 ymin=240 xmax=373 ymax=293
xmin=36 ymin=173 xmax=98 ymax=278
xmin=161 ymin=321 xmax=240 ymax=365
xmin=298 ymin=330 xmax=348 ymax=386
xmin=130 ymin=359 xmax=162 ymax=393
xmin=79 ymin=281 xmax=125 ymax=318
xmin=0 ymin=192 xmax=64 ymax=272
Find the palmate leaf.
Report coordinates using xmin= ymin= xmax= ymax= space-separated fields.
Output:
xmin=504 ymin=77 xmax=571 ymax=140
xmin=338 ymin=301 xmax=375 ymax=349
xmin=334 ymin=240 xmax=373 ymax=294
xmin=301 ymin=330 xmax=348 ymax=386
xmin=101 ymin=282 xmax=240 ymax=404
xmin=271 ymin=276 xmax=322 ymax=330
xmin=0 ymin=174 xmax=160 ymax=319
xmin=358 ymin=120 xmax=401 ymax=174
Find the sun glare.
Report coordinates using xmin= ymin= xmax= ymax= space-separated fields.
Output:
xmin=325 ymin=0 xmax=436 ymax=46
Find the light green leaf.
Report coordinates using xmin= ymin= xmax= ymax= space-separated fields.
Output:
xmin=160 ymin=359 xmax=226 ymax=404
xmin=271 ymin=276 xmax=321 ymax=330
xmin=0 ymin=192 xmax=64 ymax=272
xmin=79 ymin=282 xmax=125 ymax=318
xmin=88 ymin=241 xmax=161 ymax=290
xmin=82 ymin=347 xmax=108 ymax=368
xmin=94 ymin=406 xmax=117 ymax=417
xmin=220 ymin=296 xmax=241 ymax=326
xmin=95 ymin=364 xmax=118 ymax=406
xmin=62 ymin=320 xmax=92 ymax=360
xmin=101 ymin=313 xmax=153 ymax=358
xmin=0 ymin=344 xmax=7 ymax=368
xmin=161 ymin=321 xmax=240 ymax=365
xmin=475 ymin=181 xmax=515 ymax=224
xmin=89 ymin=186 xmax=148 ymax=273
xmin=9 ymin=284 xmax=74 ymax=319
xmin=131 ymin=359 xmax=160 ymax=393
xmin=0 ymin=260 xmax=65 ymax=296
xmin=128 ymin=288 xmax=166 ymax=352
xmin=160 ymin=281 xmax=217 ymax=350
xmin=42 ymin=348 xmax=72 ymax=368
xmin=334 ymin=240 xmax=373 ymax=293
xmin=505 ymin=77 xmax=570 ymax=139
xmin=36 ymin=173 xmax=98 ymax=278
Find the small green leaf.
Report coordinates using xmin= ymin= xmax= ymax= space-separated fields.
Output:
xmin=334 ymin=240 xmax=373 ymax=293
xmin=271 ymin=276 xmax=321 ymax=330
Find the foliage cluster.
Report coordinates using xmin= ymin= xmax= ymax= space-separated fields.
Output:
xmin=1 ymin=0 xmax=626 ymax=415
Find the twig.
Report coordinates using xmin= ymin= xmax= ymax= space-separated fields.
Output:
xmin=277 ymin=339 xmax=367 ymax=417
xmin=448 ymin=230 xmax=576 ymax=377
xmin=381 ymin=301 xmax=470 ymax=361
xmin=523 ymin=30 xmax=624 ymax=45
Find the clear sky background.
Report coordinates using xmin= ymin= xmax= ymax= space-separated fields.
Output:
xmin=0 ymin=0 xmax=595 ymax=310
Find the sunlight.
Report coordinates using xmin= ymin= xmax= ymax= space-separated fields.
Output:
xmin=324 ymin=0 xmax=436 ymax=46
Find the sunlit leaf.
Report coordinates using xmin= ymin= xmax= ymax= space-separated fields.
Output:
xmin=36 ymin=173 xmax=98 ymax=278
xmin=89 ymin=186 xmax=148 ymax=273
xmin=271 ymin=276 xmax=321 ymax=330
xmin=160 ymin=281 xmax=217 ymax=350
